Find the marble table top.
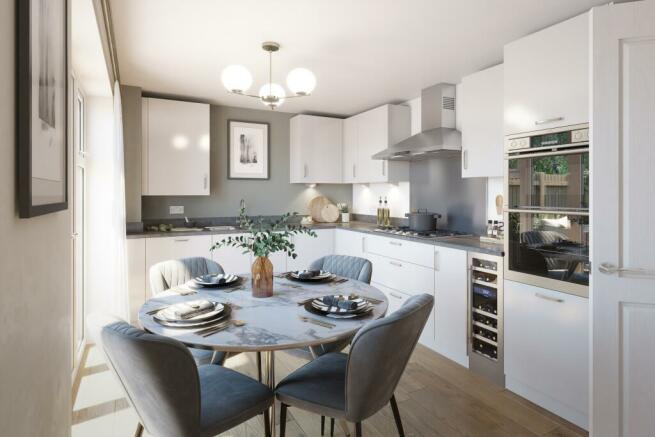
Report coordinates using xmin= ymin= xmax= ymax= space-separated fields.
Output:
xmin=138 ymin=274 xmax=389 ymax=353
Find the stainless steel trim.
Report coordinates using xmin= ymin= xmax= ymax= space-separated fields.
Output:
xmin=506 ymin=145 xmax=589 ymax=159
xmin=466 ymin=266 xmax=471 ymax=356
xmin=598 ymin=262 xmax=655 ymax=278
xmin=535 ymin=116 xmax=564 ymax=125
xmin=505 ymin=123 xmax=589 ymax=141
xmin=506 ymin=208 xmax=590 ymax=216
xmin=535 ymin=292 xmax=564 ymax=303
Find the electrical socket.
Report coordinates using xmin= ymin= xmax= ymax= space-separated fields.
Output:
xmin=169 ymin=205 xmax=184 ymax=215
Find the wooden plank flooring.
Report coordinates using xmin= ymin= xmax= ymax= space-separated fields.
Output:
xmin=72 ymin=344 xmax=587 ymax=437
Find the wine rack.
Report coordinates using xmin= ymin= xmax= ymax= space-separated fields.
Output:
xmin=468 ymin=252 xmax=505 ymax=386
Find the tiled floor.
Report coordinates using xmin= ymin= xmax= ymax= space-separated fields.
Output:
xmin=72 ymin=344 xmax=587 ymax=436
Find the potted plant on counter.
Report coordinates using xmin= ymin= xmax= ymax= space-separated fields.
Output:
xmin=337 ymin=203 xmax=349 ymax=223
xmin=211 ymin=202 xmax=316 ymax=298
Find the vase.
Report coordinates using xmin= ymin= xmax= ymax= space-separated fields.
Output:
xmin=251 ymin=256 xmax=274 ymax=298
xmin=341 ymin=212 xmax=350 ymax=223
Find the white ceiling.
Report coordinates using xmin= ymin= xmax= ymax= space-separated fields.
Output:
xmin=110 ymin=0 xmax=605 ymax=116
xmin=72 ymin=0 xmax=111 ymax=96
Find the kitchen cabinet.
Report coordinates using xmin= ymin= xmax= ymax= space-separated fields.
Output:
xmin=334 ymin=229 xmax=366 ymax=259
xmin=287 ymin=229 xmax=335 ymax=271
xmin=142 ymin=97 xmax=210 ymax=195
xmin=367 ymin=252 xmax=434 ymax=297
xmin=290 ymin=115 xmax=343 ymax=183
xmin=127 ymin=238 xmax=146 ymax=324
xmin=504 ymin=280 xmax=588 ymax=429
xmin=210 ymin=233 xmax=252 ymax=275
xmin=144 ymin=235 xmax=213 ymax=296
xmin=342 ymin=104 xmax=411 ymax=183
xmin=461 ymin=64 xmax=504 ymax=178
xmin=434 ymin=246 xmax=469 ymax=368
xmin=365 ymin=233 xmax=434 ymax=268
xmin=504 ymin=12 xmax=589 ymax=135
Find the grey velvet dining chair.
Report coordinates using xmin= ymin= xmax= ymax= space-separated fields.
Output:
xmin=101 ymin=320 xmax=274 ymax=437
xmin=149 ymin=257 xmax=229 ymax=367
xmin=275 ymin=293 xmax=434 ymax=437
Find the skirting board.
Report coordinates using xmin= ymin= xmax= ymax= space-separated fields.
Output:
xmin=506 ymin=375 xmax=588 ymax=430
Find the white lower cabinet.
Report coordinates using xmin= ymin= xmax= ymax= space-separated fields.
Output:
xmin=434 ymin=246 xmax=469 ymax=368
xmin=334 ymin=229 xmax=366 ymax=259
xmin=504 ymin=280 xmax=589 ymax=429
xmin=210 ymin=233 xmax=252 ymax=275
xmin=127 ymin=238 xmax=146 ymax=325
xmin=145 ymin=235 xmax=213 ymax=296
xmin=287 ymin=229 xmax=335 ymax=271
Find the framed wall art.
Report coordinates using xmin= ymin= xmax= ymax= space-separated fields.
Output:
xmin=227 ymin=120 xmax=270 ymax=180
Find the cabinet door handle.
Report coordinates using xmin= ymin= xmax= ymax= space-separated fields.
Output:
xmin=535 ymin=292 xmax=564 ymax=303
xmin=203 ymin=174 xmax=208 ymax=190
xmin=434 ymin=250 xmax=440 ymax=271
xmin=382 ymin=161 xmax=386 ymax=177
xmin=174 ymin=238 xmax=190 ymax=242
xmin=389 ymin=261 xmax=402 ymax=267
xmin=361 ymin=236 xmax=366 ymax=253
xmin=534 ymin=117 xmax=564 ymax=126
xmin=598 ymin=262 xmax=655 ymax=277
xmin=463 ymin=150 xmax=468 ymax=170
xmin=390 ymin=292 xmax=403 ymax=300
xmin=304 ymin=164 xmax=308 ymax=178
xmin=389 ymin=241 xmax=402 ymax=246
xmin=352 ymin=164 xmax=356 ymax=178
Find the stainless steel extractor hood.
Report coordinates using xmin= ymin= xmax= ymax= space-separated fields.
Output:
xmin=372 ymin=83 xmax=461 ymax=161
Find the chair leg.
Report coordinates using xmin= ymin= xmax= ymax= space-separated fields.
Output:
xmin=279 ymin=403 xmax=288 ymax=437
xmin=321 ymin=415 xmax=325 ymax=435
xmin=134 ymin=423 xmax=144 ymax=437
xmin=355 ymin=422 xmax=362 ymax=437
xmin=389 ymin=394 xmax=405 ymax=437
xmin=330 ymin=417 xmax=335 ymax=437
xmin=257 ymin=351 xmax=262 ymax=382
xmin=264 ymin=408 xmax=271 ymax=437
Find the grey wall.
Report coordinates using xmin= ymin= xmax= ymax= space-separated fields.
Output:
xmin=141 ymin=105 xmax=352 ymax=219
xmin=410 ymin=157 xmax=488 ymax=234
xmin=121 ymin=85 xmax=142 ymax=221
xmin=0 ymin=1 xmax=72 ymax=435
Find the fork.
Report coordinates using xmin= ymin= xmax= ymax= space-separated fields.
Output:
xmin=298 ymin=315 xmax=336 ymax=329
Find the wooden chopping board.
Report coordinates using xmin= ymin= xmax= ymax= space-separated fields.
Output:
xmin=309 ymin=196 xmax=331 ymax=222
xmin=321 ymin=204 xmax=340 ymax=223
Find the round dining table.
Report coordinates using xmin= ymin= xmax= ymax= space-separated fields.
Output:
xmin=138 ymin=273 xmax=388 ymax=436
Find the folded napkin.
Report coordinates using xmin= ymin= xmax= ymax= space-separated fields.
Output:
xmin=297 ymin=270 xmax=322 ymax=279
xmin=321 ymin=295 xmax=358 ymax=311
xmin=166 ymin=300 xmax=214 ymax=320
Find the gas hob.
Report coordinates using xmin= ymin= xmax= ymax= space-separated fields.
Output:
xmin=373 ymin=226 xmax=469 ymax=240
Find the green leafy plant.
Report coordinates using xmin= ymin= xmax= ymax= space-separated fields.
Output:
xmin=210 ymin=203 xmax=317 ymax=259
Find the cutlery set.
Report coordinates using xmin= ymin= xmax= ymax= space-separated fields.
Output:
xmin=298 ymin=315 xmax=336 ymax=329
xmin=196 ymin=319 xmax=246 ymax=337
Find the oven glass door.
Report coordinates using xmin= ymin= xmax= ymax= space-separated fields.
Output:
xmin=507 ymin=212 xmax=590 ymax=287
xmin=508 ymin=151 xmax=589 ymax=210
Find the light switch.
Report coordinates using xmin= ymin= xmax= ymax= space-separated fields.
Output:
xmin=169 ymin=205 xmax=184 ymax=215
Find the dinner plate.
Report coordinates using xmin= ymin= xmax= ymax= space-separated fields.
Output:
xmin=288 ymin=270 xmax=335 ymax=282
xmin=194 ymin=274 xmax=240 ymax=287
xmin=311 ymin=295 xmax=369 ymax=314
xmin=304 ymin=299 xmax=372 ymax=319
xmin=154 ymin=301 xmax=226 ymax=324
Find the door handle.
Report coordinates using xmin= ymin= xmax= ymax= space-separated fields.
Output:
xmin=390 ymin=292 xmax=403 ymax=300
xmin=434 ymin=250 xmax=440 ymax=271
xmin=389 ymin=261 xmax=402 ymax=267
xmin=174 ymin=238 xmax=190 ymax=242
xmin=463 ymin=150 xmax=468 ymax=170
xmin=534 ymin=117 xmax=564 ymax=126
xmin=203 ymin=174 xmax=208 ymax=190
xmin=598 ymin=262 xmax=655 ymax=278
xmin=535 ymin=292 xmax=564 ymax=303
xmin=352 ymin=164 xmax=356 ymax=178
xmin=304 ymin=164 xmax=308 ymax=178
xmin=389 ymin=241 xmax=402 ymax=246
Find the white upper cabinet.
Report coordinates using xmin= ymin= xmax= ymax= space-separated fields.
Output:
xmin=504 ymin=12 xmax=589 ymax=135
xmin=142 ymin=98 xmax=210 ymax=195
xmin=290 ymin=115 xmax=343 ymax=183
xmin=342 ymin=104 xmax=410 ymax=183
xmin=461 ymin=64 xmax=504 ymax=178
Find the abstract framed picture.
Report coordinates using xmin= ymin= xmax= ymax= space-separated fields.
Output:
xmin=17 ymin=0 xmax=68 ymax=218
xmin=227 ymin=120 xmax=270 ymax=180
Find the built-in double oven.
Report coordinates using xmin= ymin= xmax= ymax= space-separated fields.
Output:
xmin=504 ymin=124 xmax=590 ymax=297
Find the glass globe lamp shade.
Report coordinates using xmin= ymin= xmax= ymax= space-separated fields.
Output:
xmin=286 ymin=68 xmax=316 ymax=96
xmin=259 ymin=83 xmax=286 ymax=109
xmin=221 ymin=65 xmax=253 ymax=94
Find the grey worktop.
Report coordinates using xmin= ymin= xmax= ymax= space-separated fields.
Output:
xmin=127 ymin=221 xmax=504 ymax=256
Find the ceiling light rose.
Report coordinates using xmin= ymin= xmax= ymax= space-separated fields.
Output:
xmin=221 ymin=42 xmax=315 ymax=110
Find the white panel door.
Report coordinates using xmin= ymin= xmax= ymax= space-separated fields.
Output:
xmin=357 ymin=106 xmax=388 ymax=183
xmin=434 ymin=247 xmax=469 ymax=367
xmin=334 ymin=229 xmax=366 ymax=259
xmin=290 ymin=115 xmax=342 ymax=183
xmin=342 ymin=117 xmax=358 ymax=183
xmin=461 ymin=64 xmax=504 ymax=178
xmin=591 ymin=3 xmax=655 ymax=436
xmin=145 ymin=98 xmax=210 ymax=195
xmin=126 ymin=239 xmax=146 ymax=325
xmin=287 ymin=229 xmax=335 ymax=271
xmin=504 ymin=13 xmax=588 ymax=134
xmin=211 ymin=233 xmax=252 ymax=275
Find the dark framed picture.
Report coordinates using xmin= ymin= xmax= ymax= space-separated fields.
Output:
xmin=227 ymin=120 xmax=270 ymax=180
xmin=17 ymin=0 xmax=68 ymax=218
